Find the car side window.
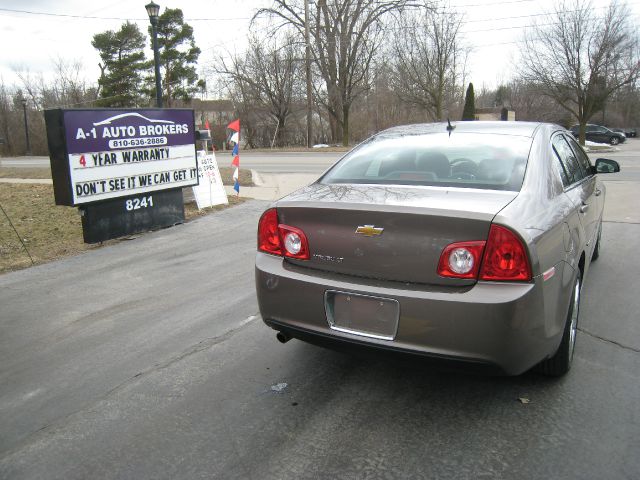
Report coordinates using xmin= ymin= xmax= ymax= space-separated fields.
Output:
xmin=565 ymin=135 xmax=593 ymax=177
xmin=552 ymin=135 xmax=584 ymax=185
xmin=552 ymin=149 xmax=571 ymax=187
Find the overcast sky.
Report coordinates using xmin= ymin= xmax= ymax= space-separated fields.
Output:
xmin=1 ymin=0 xmax=638 ymax=100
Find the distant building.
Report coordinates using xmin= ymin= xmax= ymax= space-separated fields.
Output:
xmin=475 ymin=107 xmax=515 ymax=121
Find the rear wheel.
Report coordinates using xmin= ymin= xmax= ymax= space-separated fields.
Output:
xmin=536 ymin=271 xmax=581 ymax=376
xmin=610 ymin=136 xmax=620 ymax=145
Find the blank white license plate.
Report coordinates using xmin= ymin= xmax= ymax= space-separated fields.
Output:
xmin=325 ymin=291 xmax=399 ymax=340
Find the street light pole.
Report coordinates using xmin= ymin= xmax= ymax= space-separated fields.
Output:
xmin=21 ymin=98 xmax=31 ymax=156
xmin=146 ymin=1 xmax=163 ymax=108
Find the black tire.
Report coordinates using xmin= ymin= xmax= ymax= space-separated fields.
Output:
xmin=592 ymin=223 xmax=602 ymax=261
xmin=610 ymin=136 xmax=620 ymax=145
xmin=536 ymin=271 xmax=581 ymax=376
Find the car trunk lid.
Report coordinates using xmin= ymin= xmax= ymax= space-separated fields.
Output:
xmin=276 ymin=183 xmax=518 ymax=286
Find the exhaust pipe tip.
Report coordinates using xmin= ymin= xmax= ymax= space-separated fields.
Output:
xmin=276 ymin=331 xmax=292 ymax=344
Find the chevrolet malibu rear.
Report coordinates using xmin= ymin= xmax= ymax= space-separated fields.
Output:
xmin=255 ymin=122 xmax=610 ymax=376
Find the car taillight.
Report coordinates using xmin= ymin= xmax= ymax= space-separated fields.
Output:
xmin=479 ymin=225 xmax=531 ymax=281
xmin=437 ymin=225 xmax=531 ymax=282
xmin=437 ymin=241 xmax=486 ymax=279
xmin=257 ymin=208 xmax=310 ymax=260
xmin=258 ymin=208 xmax=281 ymax=255
xmin=279 ymin=225 xmax=310 ymax=260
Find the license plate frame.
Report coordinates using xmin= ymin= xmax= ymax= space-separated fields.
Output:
xmin=324 ymin=290 xmax=399 ymax=341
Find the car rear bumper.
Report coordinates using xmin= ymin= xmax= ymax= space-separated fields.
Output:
xmin=256 ymin=253 xmax=560 ymax=375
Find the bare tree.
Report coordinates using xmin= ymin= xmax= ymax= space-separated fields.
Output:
xmin=11 ymin=69 xmax=44 ymax=110
xmin=13 ymin=60 xmax=97 ymax=110
xmin=0 ymin=80 xmax=15 ymax=153
xmin=255 ymin=0 xmax=422 ymax=146
xmin=519 ymin=0 xmax=640 ymax=144
xmin=215 ymin=35 xmax=303 ymax=147
xmin=497 ymin=80 xmax=568 ymax=123
xmin=390 ymin=5 xmax=466 ymax=121
xmin=215 ymin=72 xmax=261 ymax=148
xmin=47 ymin=57 xmax=98 ymax=108
xmin=4 ymin=61 xmax=98 ymax=156
xmin=604 ymin=82 xmax=640 ymax=126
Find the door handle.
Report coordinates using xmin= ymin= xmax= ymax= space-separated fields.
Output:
xmin=580 ymin=204 xmax=589 ymax=214
xmin=595 ymin=189 xmax=602 ymax=196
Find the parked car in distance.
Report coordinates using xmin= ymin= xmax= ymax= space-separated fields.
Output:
xmin=612 ymin=127 xmax=636 ymax=138
xmin=256 ymin=122 xmax=620 ymax=377
xmin=569 ymin=124 xmax=626 ymax=145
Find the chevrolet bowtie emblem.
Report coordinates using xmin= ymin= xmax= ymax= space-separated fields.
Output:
xmin=355 ymin=225 xmax=384 ymax=236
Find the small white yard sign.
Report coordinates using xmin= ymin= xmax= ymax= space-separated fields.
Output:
xmin=192 ymin=150 xmax=228 ymax=209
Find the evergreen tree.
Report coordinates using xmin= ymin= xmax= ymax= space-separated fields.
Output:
xmin=92 ymin=22 xmax=148 ymax=107
xmin=461 ymin=83 xmax=476 ymax=121
xmin=153 ymin=8 xmax=202 ymax=106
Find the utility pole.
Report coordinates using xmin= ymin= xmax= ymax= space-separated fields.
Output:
xmin=305 ymin=0 xmax=313 ymax=148
xmin=21 ymin=98 xmax=31 ymax=156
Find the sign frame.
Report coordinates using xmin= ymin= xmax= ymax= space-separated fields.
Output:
xmin=45 ymin=108 xmax=199 ymax=206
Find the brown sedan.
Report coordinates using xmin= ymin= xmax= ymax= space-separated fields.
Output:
xmin=255 ymin=122 xmax=620 ymax=375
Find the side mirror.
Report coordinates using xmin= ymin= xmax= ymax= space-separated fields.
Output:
xmin=594 ymin=158 xmax=620 ymax=174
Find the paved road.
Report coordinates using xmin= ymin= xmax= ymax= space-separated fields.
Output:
xmin=0 ymin=157 xmax=49 ymax=168
xmin=217 ymin=151 xmax=343 ymax=174
xmin=2 ymin=142 xmax=638 ymax=179
xmin=1 ymin=202 xmax=639 ymax=476
xmin=597 ymin=140 xmax=640 ymax=182
xmin=0 ymin=151 xmax=344 ymax=175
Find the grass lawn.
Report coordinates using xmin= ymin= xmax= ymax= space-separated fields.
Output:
xmin=0 ymin=183 xmax=246 ymax=274
xmin=0 ymin=168 xmax=53 ymax=179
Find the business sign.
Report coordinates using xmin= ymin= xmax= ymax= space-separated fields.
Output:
xmin=45 ymin=108 xmax=198 ymax=206
xmin=192 ymin=150 xmax=228 ymax=209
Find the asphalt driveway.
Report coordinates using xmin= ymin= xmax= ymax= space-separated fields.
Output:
xmin=1 ymin=195 xmax=639 ymax=479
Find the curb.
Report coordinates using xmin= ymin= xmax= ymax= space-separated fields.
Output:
xmin=251 ymin=169 xmax=265 ymax=186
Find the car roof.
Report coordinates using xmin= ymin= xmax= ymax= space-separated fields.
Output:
xmin=377 ymin=121 xmax=549 ymax=139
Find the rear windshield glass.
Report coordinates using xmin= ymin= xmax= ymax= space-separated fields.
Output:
xmin=320 ymin=132 xmax=532 ymax=191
